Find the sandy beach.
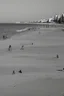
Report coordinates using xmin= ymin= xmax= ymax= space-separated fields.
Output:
xmin=0 ymin=26 xmax=64 ymax=96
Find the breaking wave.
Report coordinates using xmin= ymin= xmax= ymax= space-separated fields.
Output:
xmin=16 ymin=27 xmax=32 ymax=32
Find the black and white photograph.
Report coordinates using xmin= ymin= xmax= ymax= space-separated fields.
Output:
xmin=0 ymin=0 xmax=64 ymax=96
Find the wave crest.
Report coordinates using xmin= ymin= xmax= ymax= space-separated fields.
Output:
xmin=16 ymin=27 xmax=32 ymax=32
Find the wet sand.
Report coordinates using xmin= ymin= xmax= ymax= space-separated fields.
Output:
xmin=0 ymin=27 xmax=64 ymax=96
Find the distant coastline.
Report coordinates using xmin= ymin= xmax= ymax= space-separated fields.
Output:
xmin=0 ymin=22 xmax=64 ymax=28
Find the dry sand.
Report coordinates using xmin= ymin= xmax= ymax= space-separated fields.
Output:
xmin=0 ymin=27 xmax=64 ymax=96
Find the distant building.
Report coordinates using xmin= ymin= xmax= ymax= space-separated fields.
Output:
xmin=16 ymin=22 xmax=20 ymax=24
xmin=38 ymin=19 xmax=47 ymax=23
xmin=53 ymin=13 xmax=64 ymax=23
xmin=47 ymin=17 xmax=54 ymax=23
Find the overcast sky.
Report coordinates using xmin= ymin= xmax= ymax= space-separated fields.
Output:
xmin=0 ymin=0 xmax=64 ymax=22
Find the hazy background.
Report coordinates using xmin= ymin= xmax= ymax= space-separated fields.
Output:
xmin=0 ymin=0 xmax=64 ymax=22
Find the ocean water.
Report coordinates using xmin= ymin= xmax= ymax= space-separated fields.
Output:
xmin=0 ymin=23 xmax=64 ymax=40
xmin=0 ymin=23 xmax=42 ymax=39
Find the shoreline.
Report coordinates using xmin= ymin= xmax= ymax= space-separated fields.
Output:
xmin=0 ymin=26 xmax=64 ymax=96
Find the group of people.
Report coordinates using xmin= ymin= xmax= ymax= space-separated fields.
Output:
xmin=8 ymin=45 xmax=59 ymax=59
xmin=8 ymin=45 xmax=24 ymax=51
xmin=8 ymin=43 xmax=34 ymax=51
xmin=12 ymin=70 xmax=22 ymax=75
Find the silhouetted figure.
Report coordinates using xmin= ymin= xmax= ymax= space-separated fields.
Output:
xmin=20 ymin=45 xmax=24 ymax=50
xmin=3 ymin=35 xmax=7 ymax=40
xmin=32 ymin=43 xmax=33 ymax=45
xmin=3 ymin=35 xmax=5 ymax=39
xmin=8 ymin=45 xmax=12 ymax=51
xmin=12 ymin=70 xmax=15 ymax=75
xmin=18 ymin=70 xmax=22 ymax=73
xmin=56 ymin=54 xmax=59 ymax=58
